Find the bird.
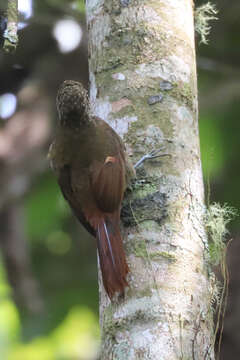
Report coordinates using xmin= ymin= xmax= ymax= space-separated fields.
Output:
xmin=48 ymin=80 xmax=135 ymax=299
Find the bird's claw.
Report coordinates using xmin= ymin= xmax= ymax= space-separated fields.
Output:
xmin=134 ymin=147 xmax=170 ymax=168
xmin=147 ymin=147 xmax=166 ymax=159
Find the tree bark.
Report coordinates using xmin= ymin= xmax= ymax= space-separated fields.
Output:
xmin=86 ymin=0 xmax=215 ymax=358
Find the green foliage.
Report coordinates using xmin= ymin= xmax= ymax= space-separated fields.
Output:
xmin=37 ymin=0 xmax=85 ymax=13
xmin=195 ymin=2 xmax=218 ymax=44
xmin=46 ymin=230 xmax=72 ymax=256
xmin=25 ymin=174 xmax=70 ymax=243
xmin=205 ymin=203 xmax=237 ymax=265
xmin=8 ymin=307 xmax=99 ymax=360
xmin=0 ymin=261 xmax=20 ymax=359
xmin=76 ymin=0 xmax=85 ymax=13
xmin=199 ymin=115 xmax=225 ymax=178
xmin=0 ymin=256 xmax=99 ymax=360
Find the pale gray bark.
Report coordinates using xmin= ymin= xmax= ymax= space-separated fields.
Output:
xmin=86 ymin=0 xmax=215 ymax=359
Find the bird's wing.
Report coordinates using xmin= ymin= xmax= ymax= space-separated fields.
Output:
xmin=89 ymin=154 xmax=126 ymax=213
xmin=58 ymin=164 xmax=96 ymax=237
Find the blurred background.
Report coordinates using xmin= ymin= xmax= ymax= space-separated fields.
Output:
xmin=0 ymin=0 xmax=239 ymax=359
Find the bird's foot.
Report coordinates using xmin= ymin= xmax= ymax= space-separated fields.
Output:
xmin=134 ymin=148 xmax=170 ymax=168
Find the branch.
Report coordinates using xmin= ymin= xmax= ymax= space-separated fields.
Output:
xmin=0 ymin=204 xmax=44 ymax=313
xmin=3 ymin=0 xmax=18 ymax=53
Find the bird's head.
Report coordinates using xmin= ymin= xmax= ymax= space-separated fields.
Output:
xmin=56 ymin=80 xmax=90 ymax=128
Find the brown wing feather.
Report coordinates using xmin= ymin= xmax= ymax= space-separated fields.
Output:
xmin=58 ymin=165 xmax=96 ymax=237
xmin=90 ymin=155 xmax=125 ymax=213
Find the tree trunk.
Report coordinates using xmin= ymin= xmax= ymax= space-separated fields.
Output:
xmin=86 ymin=0 xmax=215 ymax=358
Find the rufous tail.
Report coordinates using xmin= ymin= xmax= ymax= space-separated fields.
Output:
xmin=96 ymin=213 xmax=129 ymax=299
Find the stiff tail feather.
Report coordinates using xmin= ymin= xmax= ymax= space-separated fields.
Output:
xmin=96 ymin=215 xmax=129 ymax=299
